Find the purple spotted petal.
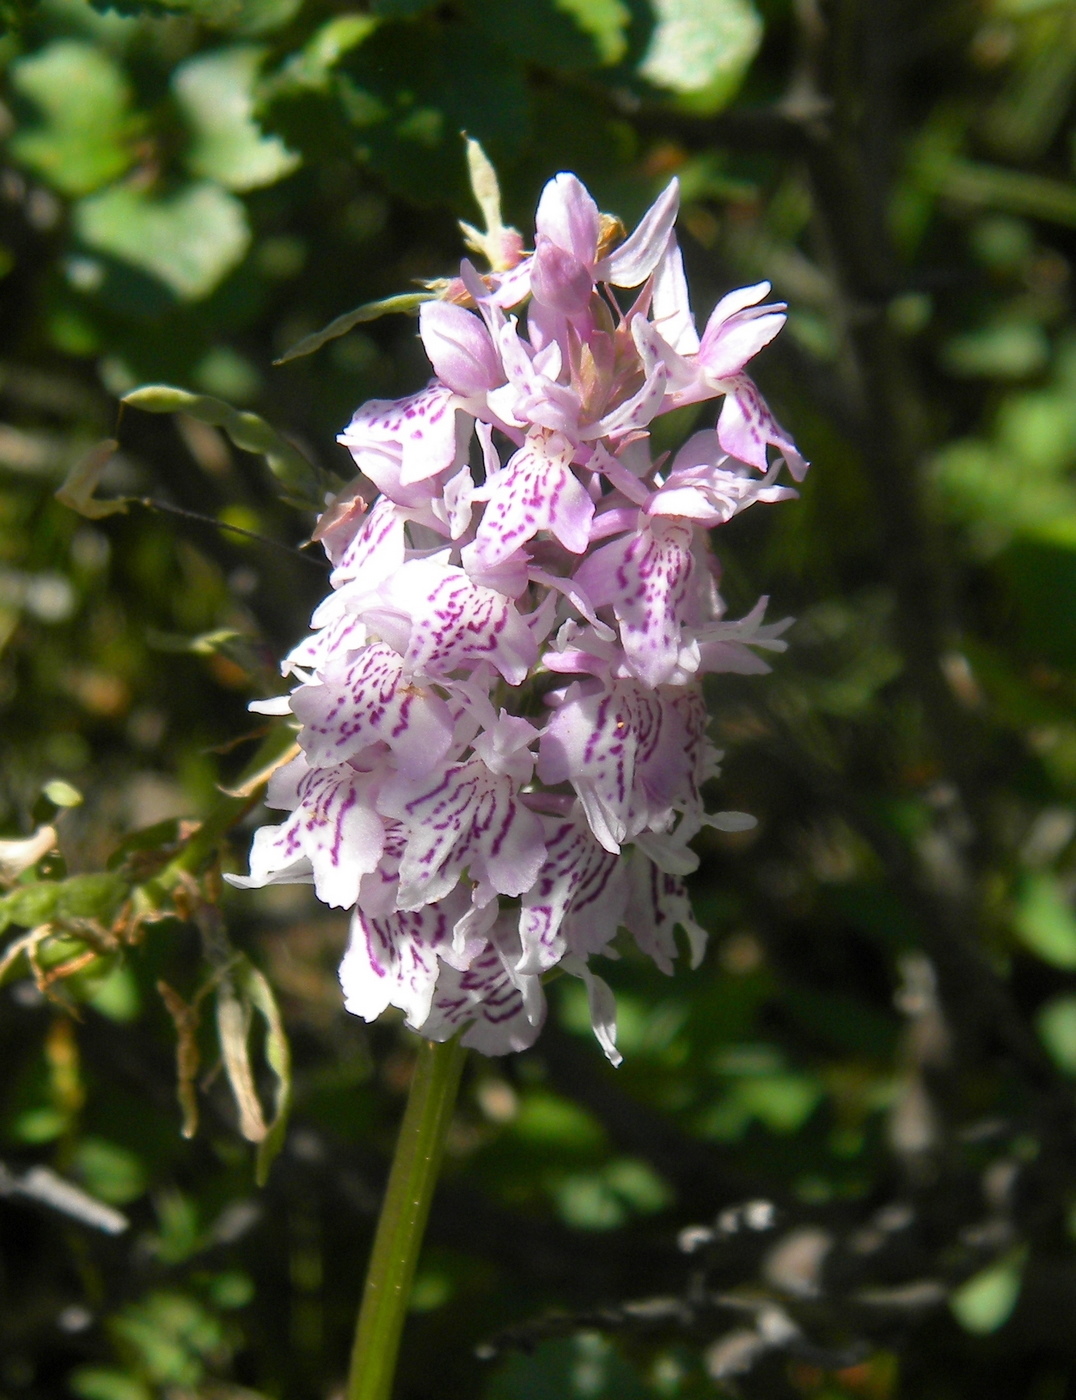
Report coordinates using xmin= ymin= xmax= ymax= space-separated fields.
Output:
xmin=383 ymin=757 xmax=547 ymax=910
xmin=575 ymin=517 xmax=696 ymax=687
xmin=718 ymin=374 xmax=809 ymax=480
xmin=327 ymin=495 xmax=407 ymax=588
xmin=473 ymin=432 xmax=594 ymax=566
xmin=290 ymin=642 xmax=456 ymax=777
xmin=338 ymin=383 xmax=469 ymax=492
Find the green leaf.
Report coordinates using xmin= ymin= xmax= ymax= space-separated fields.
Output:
xmin=470 ymin=0 xmax=630 ymax=71
xmin=939 ymin=158 xmax=1076 ymax=227
xmin=1036 ymin=993 xmax=1076 ymax=1073
xmin=1013 ymin=872 xmax=1076 ymax=968
xmin=9 ymin=40 xmax=136 ymax=196
xmin=174 ymin=46 xmax=299 ymax=192
xmin=122 ymin=384 xmax=317 ymax=498
xmin=74 ymin=182 xmax=251 ymax=302
xmin=273 ymin=291 xmax=432 ymax=364
xmin=639 ymin=0 xmax=762 ymax=113
xmin=340 ymin=19 xmax=530 ymax=205
xmin=55 ymin=438 xmax=127 ymax=520
xmin=950 ymin=1249 xmax=1026 ymax=1335
xmin=239 ymin=957 xmax=292 ymax=1185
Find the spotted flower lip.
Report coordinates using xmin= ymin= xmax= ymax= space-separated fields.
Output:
xmin=229 ymin=152 xmax=807 ymax=1062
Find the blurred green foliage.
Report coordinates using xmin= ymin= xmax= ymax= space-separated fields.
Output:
xmin=5 ymin=2 xmax=1076 ymax=1400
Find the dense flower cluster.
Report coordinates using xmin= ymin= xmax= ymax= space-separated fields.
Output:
xmin=230 ymin=153 xmax=806 ymax=1062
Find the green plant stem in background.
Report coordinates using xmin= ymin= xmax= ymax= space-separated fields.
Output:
xmin=347 ymin=1035 xmax=467 ymax=1400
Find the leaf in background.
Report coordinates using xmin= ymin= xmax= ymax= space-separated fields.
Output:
xmin=122 ymin=385 xmax=317 ymax=499
xmin=639 ymin=0 xmax=762 ymax=114
xmin=340 ymin=20 xmax=530 ymax=204
xmin=1013 ymin=872 xmax=1076 ymax=969
xmin=213 ymin=956 xmax=292 ymax=1184
xmin=470 ymin=0 xmax=630 ymax=71
xmin=174 ymin=46 xmax=299 ymax=192
xmin=950 ymin=1249 xmax=1027 ymax=1335
xmin=54 ymin=438 xmax=127 ymax=520
xmin=1036 ymin=993 xmax=1076 ymax=1073
xmin=9 ymin=40 xmax=137 ymax=197
xmin=273 ymin=291 xmax=432 ymax=364
xmin=74 ymin=183 xmax=251 ymax=301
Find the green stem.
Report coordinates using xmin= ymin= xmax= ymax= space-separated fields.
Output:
xmin=346 ymin=1035 xmax=467 ymax=1400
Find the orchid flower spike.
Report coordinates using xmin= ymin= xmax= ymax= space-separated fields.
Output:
xmin=230 ymin=155 xmax=808 ymax=1064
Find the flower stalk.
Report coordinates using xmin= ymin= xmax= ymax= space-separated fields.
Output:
xmin=347 ymin=1034 xmax=467 ymax=1400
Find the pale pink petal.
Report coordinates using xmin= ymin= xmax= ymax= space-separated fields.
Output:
xmin=531 ymin=235 xmax=594 ymax=316
xmin=419 ymin=301 xmax=504 ymax=397
xmin=594 ymin=178 xmax=679 ymax=288
xmin=590 ymin=318 xmax=668 ymax=440
xmin=292 ymin=763 xmax=386 ymax=909
xmin=650 ymin=237 xmax=700 ymax=356
xmin=534 ymin=172 xmax=601 ymax=266
xmin=561 ymin=954 xmax=622 ymax=1066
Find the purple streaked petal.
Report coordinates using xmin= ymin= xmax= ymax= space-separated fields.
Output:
xmin=291 ymin=642 xmax=456 ymax=777
xmin=340 ymin=891 xmax=465 ymax=1027
xmin=575 ymin=517 xmax=696 ymax=687
xmin=625 ymin=852 xmax=707 ymax=974
xmin=363 ymin=555 xmax=538 ymax=685
xmin=383 ymin=757 xmax=547 ymax=910
xmin=473 ymin=433 xmax=594 ymax=566
xmin=414 ymin=928 xmax=545 ymax=1055
xmin=518 ymin=812 xmax=627 ymax=973
xmin=536 ymin=678 xmax=689 ymax=852
xmin=293 ymin=763 xmax=386 ymax=908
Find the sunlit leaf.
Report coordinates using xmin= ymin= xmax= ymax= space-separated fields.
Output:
xmin=174 ymin=46 xmax=299 ymax=192
xmin=274 ymin=291 xmax=431 ymax=363
xmin=1013 ymin=872 xmax=1076 ymax=969
xmin=639 ymin=0 xmax=762 ymax=113
xmin=122 ymin=384 xmax=317 ymax=498
xmin=74 ymin=183 xmax=251 ymax=301
xmin=950 ymin=1249 xmax=1026 ymax=1335
xmin=9 ymin=40 xmax=136 ymax=196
